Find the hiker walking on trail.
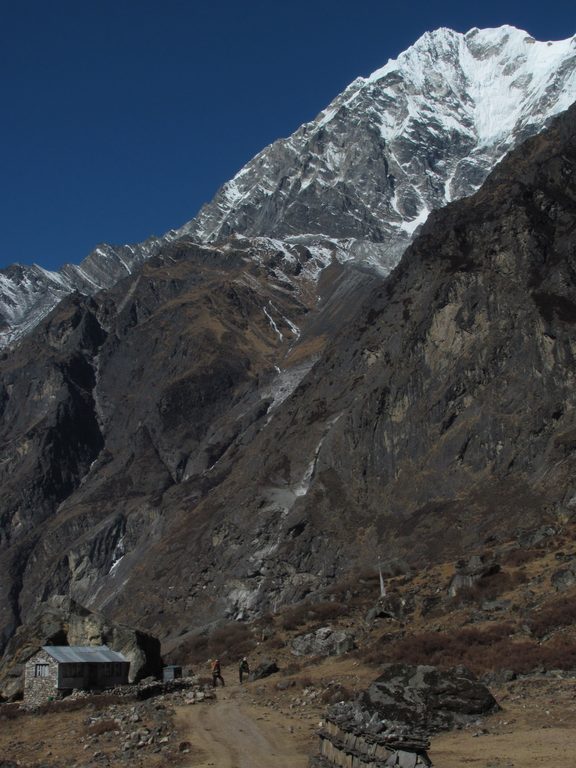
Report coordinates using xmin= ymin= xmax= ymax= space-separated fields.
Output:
xmin=239 ymin=656 xmax=250 ymax=684
xmin=211 ymin=658 xmax=225 ymax=687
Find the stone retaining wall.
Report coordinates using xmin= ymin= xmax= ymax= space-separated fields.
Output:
xmin=311 ymin=720 xmax=431 ymax=768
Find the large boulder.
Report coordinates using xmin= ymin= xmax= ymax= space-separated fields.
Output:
xmin=366 ymin=594 xmax=413 ymax=622
xmin=551 ymin=567 xmax=576 ymax=592
xmin=448 ymin=555 xmax=500 ymax=597
xmin=248 ymin=659 xmax=279 ymax=681
xmin=363 ymin=663 xmax=498 ymax=733
xmin=291 ymin=627 xmax=355 ymax=657
xmin=0 ymin=597 xmax=161 ymax=700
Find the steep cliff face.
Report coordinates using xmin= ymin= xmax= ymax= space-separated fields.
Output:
xmin=94 ymin=101 xmax=576 ymax=638
xmin=2 ymin=29 xmax=576 ymax=656
xmin=0 ymin=235 xmax=376 ymax=650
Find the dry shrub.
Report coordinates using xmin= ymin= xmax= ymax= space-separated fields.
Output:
xmin=280 ymin=663 xmax=302 ymax=677
xmin=361 ymin=619 xmax=576 ymax=675
xmin=0 ymin=704 xmax=26 ymax=720
xmin=478 ymin=636 xmax=576 ymax=674
xmin=86 ymin=718 xmax=118 ymax=736
xmin=452 ymin=569 xmax=527 ymax=606
xmin=361 ymin=623 xmax=516 ymax=673
xmin=176 ymin=622 xmax=256 ymax=665
xmin=320 ymin=684 xmax=354 ymax=705
xmin=279 ymin=601 xmax=348 ymax=631
xmin=262 ymin=636 xmax=285 ymax=650
xmin=174 ymin=634 xmax=209 ymax=664
xmin=279 ymin=604 xmax=310 ymax=631
xmin=502 ymin=548 xmax=542 ymax=567
xmin=35 ymin=693 xmax=129 ymax=715
xmin=529 ymin=596 xmax=576 ymax=638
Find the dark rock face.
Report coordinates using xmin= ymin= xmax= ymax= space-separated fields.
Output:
xmin=363 ymin=664 xmax=498 ymax=732
xmin=111 ymin=100 xmax=576 ymax=634
xmin=0 ymin=239 xmax=163 ymax=347
xmin=0 ymin=237 xmax=375 ymax=651
xmin=248 ymin=660 xmax=279 ymax=681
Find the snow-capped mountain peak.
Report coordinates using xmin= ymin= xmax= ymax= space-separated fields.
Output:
xmin=178 ymin=26 xmax=576 ymax=249
xmin=2 ymin=25 xmax=576 ymax=348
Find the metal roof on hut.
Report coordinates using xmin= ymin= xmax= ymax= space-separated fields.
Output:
xmin=41 ymin=645 xmax=128 ymax=663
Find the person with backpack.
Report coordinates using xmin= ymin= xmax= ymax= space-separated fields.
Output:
xmin=239 ymin=656 xmax=250 ymax=684
xmin=211 ymin=658 xmax=225 ymax=687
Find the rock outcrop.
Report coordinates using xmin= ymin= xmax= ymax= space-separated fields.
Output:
xmin=0 ymin=597 xmax=161 ymax=700
xmin=447 ymin=555 xmax=500 ymax=597
xmin=311 ymin=664 xmax=497 ymax=767
xmin=291 ymin=627 xmax=356 ymax=657
xmin=361 ymin=664 xmax=498 ymax=732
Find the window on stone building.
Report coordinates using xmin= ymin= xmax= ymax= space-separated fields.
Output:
xmin=34 ymin=663 xmax=49 ymax=678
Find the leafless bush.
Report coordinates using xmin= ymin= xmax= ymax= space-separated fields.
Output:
xmin=175 ymin=622 xmax=256 ymax=664
xmin=529 ymin=596 xmax=576 ymax=638
xmin=0 ymin=703 xmax=26 ymax=720
xmin=501 ymin=548 xmax=542 ymax=567
xmin=452 ymin=570 xmax=527 ymax=606
xmin=279 ymin=601 xmax=349 ymax=630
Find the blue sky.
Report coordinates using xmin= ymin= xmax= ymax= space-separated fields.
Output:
xmin=1 ymin=1 xmax=575 ymax=270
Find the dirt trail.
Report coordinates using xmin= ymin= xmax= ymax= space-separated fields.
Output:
xmin=176 ymin=684 xmax=312 ymax=768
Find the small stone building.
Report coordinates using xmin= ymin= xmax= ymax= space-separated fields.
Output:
xmin=24 ymin=645 xmax=130 ymax=707
xmin=162 ymin=664 xmax=182 ymax=682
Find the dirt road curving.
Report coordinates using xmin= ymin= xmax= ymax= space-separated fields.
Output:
xmin=176 ymin=685 xmax=313 ymax=768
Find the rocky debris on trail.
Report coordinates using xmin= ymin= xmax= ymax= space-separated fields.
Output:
xmin=0 ymin=597 xmax=161 ymax=701
xmin=447 ymin=555 xmax=500 ymax=597
xmin=248 ymin=659 xmax=279 ymax=681
xmin=69 ymin=675 xmax=211 ymax=704
xmin=0 ymin=677 xmax=216 ymax=767
xmin=310 ymin=664 xmax=498 ymax=767
xmin=291 ymin=627 xmax=356 ymax=657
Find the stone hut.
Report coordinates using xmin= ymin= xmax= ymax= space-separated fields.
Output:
xmin=162 ymin=665 xmax=183 ymax=682
xmin=24 ymin=645 xmax=130 ymax=707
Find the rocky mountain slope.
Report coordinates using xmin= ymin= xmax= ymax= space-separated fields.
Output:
xmin=0 ymin=234 xmax=376 ymax=651
xmin=104 ymin=98 xmax=576 ymax=639
xmin=1 ymin=87 xmax=576 ymax=662
xmin=2 ymin=26 xmax=576 ymax=348
xmin=0 ymin=239 xmax=163 ymax=347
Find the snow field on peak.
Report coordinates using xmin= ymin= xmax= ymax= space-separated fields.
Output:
xmin=365 ymin=26 xmax=576 ymax=148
